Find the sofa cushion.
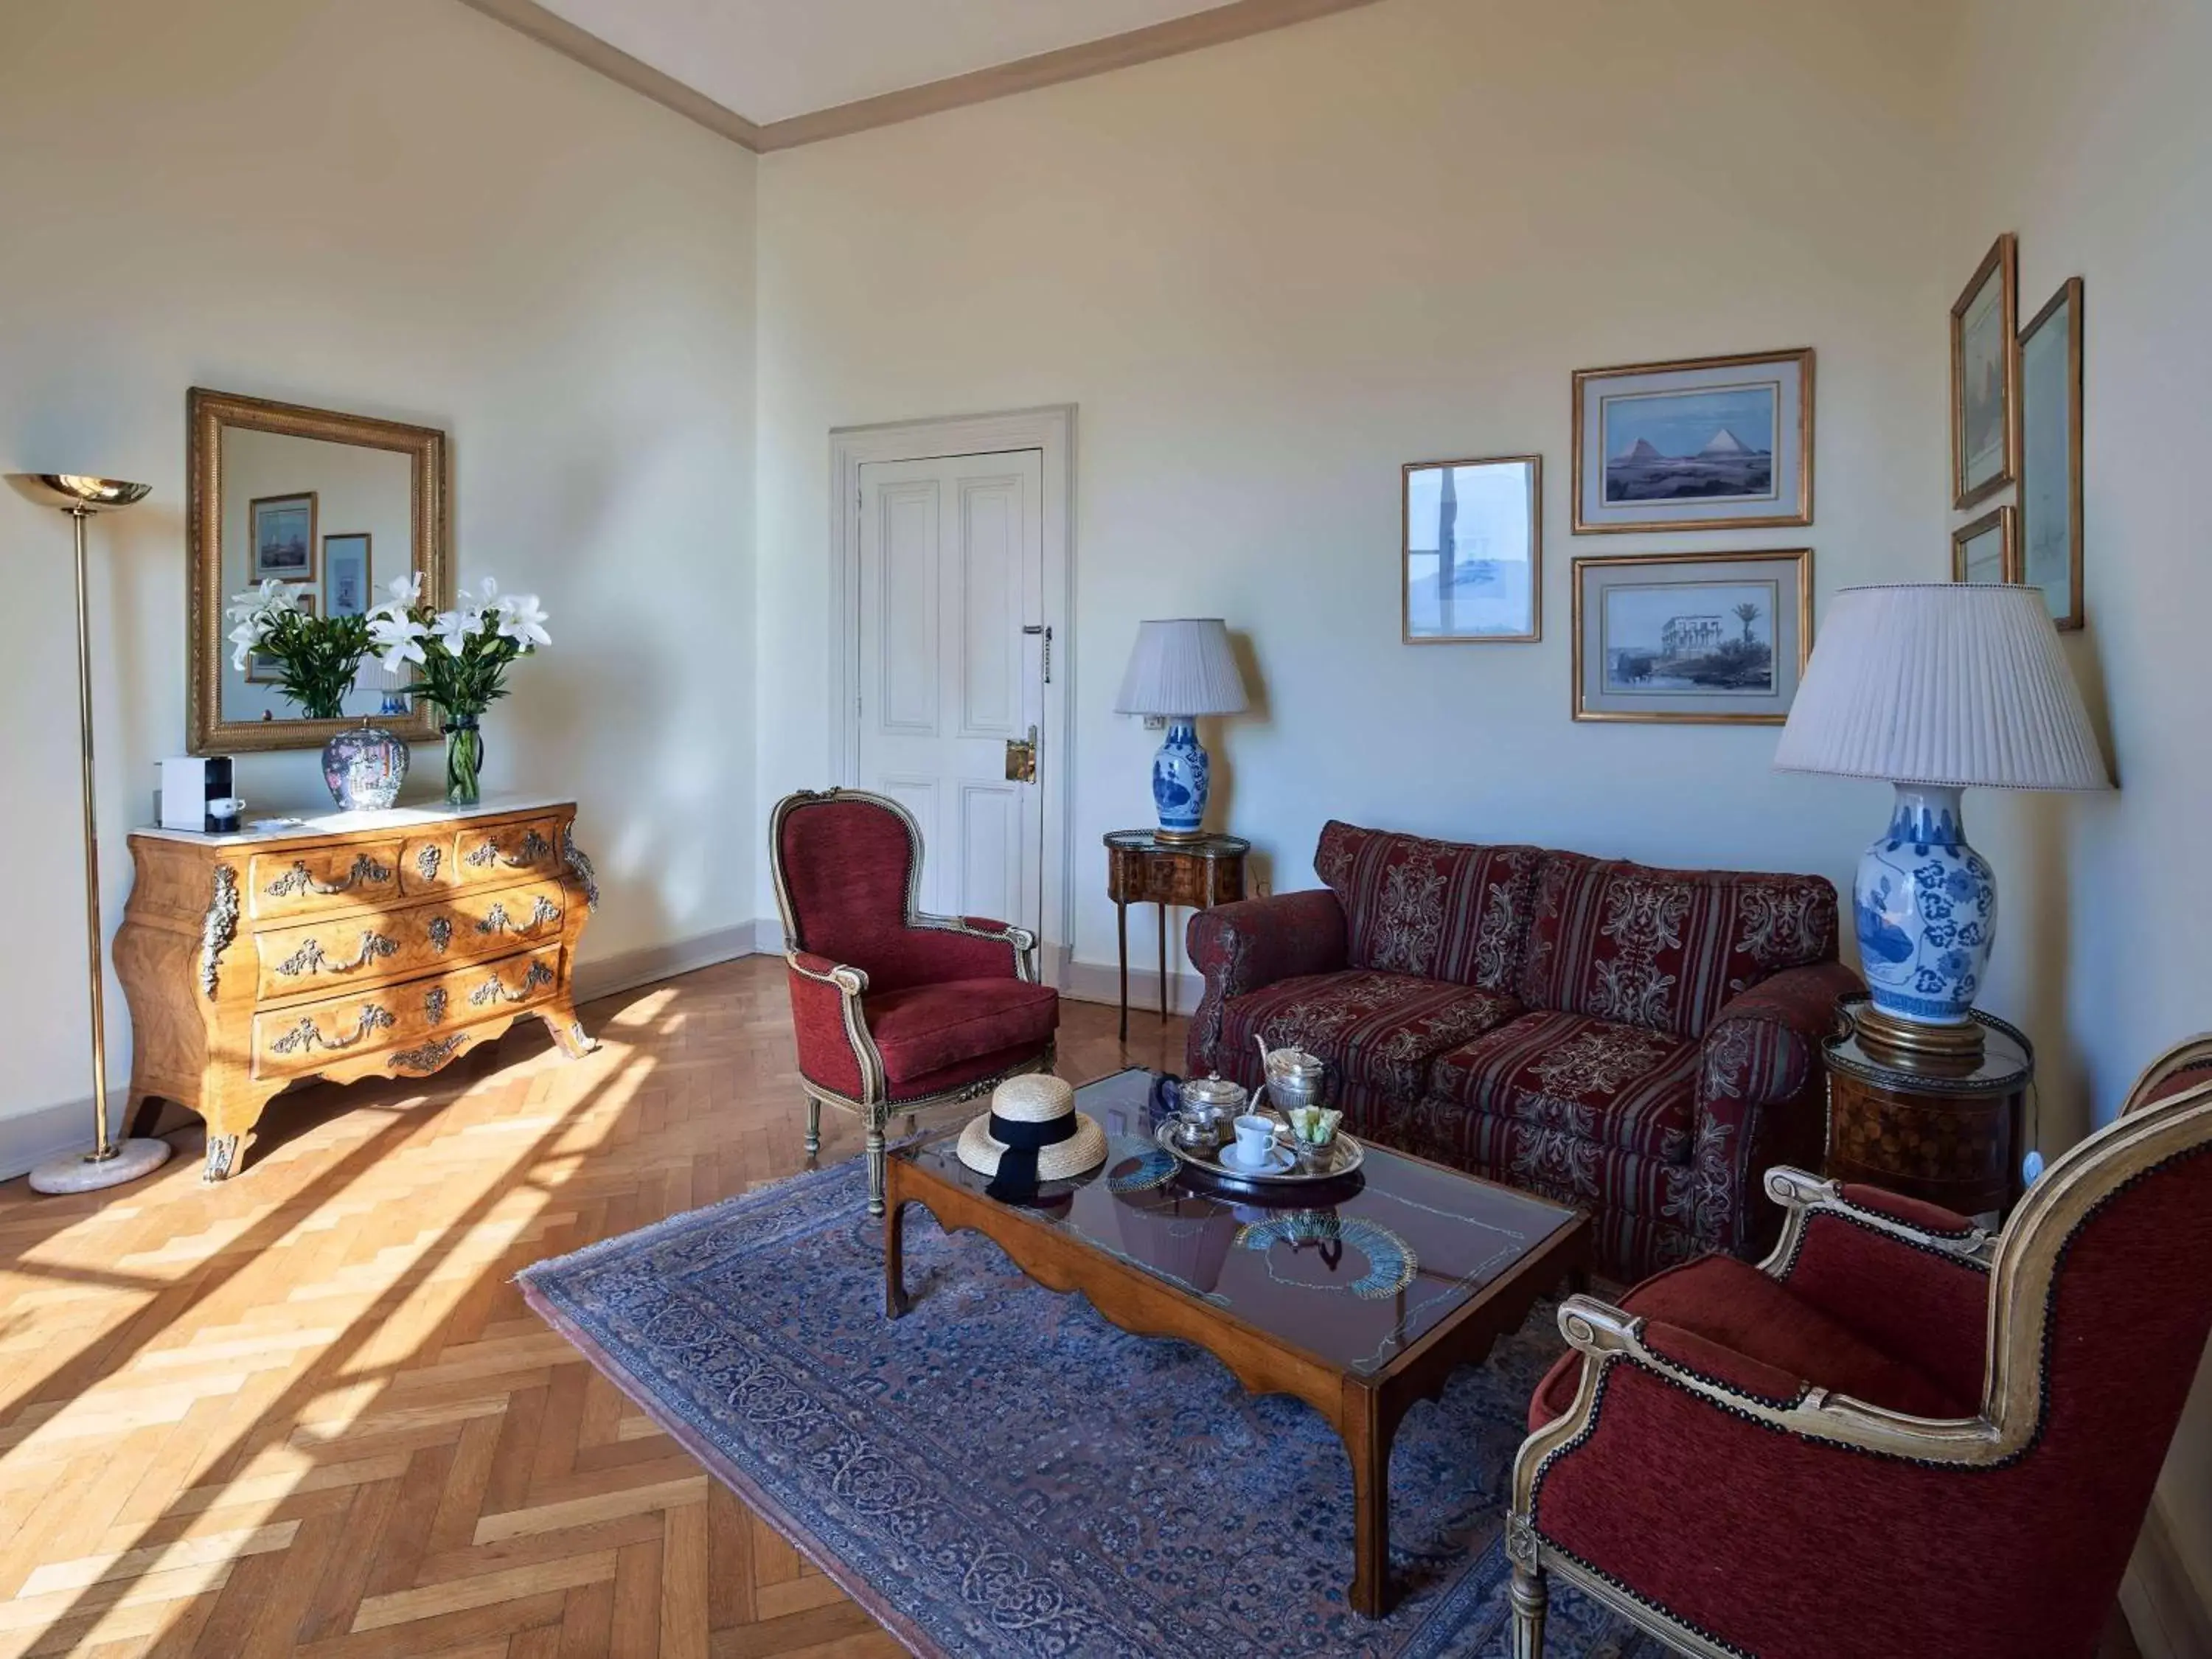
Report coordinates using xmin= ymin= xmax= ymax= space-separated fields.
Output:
xmin=1218 ymin=970 xmax=1522 ymax=1099
xmin=1430 ymin=1009 xmax=1699 ymax=1163
xmin=863 ymin=978 xmax=1059 ymax=1085
xmin=1527 ymin=1253 xmax=1978 ymax=1432
xmin=1517 ymin=852 xmax=1839 ymax=1040
xmin=1313 ymin=821 xmax=1543 ymax=991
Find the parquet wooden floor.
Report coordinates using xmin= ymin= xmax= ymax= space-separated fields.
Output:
xmin=0 ymin=956 xmax=1186 ymax=1658
xmin=0 ymin=956 xmax=2148 ymax=1659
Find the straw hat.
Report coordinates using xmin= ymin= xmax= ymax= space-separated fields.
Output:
xmin=958 ymin=1074 xmax=1107 ymax=1198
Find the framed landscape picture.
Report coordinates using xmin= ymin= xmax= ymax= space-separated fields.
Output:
xmin=250 ymin=491 xmax=318 ymax=580
xmin=1572 ymin=549 xmax=1812 ymax=724
xmin=324 ymin=532 xmax=372 ymax=617
xmin=1402 ymin=454 xmax=1541 ymax=642
xmin=2019 ymin=276 xmax=2084 ymax=629
xmin=1952 ymin=505 xmax=2017 ymax=585
xmin=1572 ymin=349 xmax=1812 ymax=533
xmin=1951 ymin=233 xmax=2020 ymax=509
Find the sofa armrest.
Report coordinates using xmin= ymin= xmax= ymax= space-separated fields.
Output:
xmin=1690 ymin=960 xmax=1863 ymax=1256
xmin=1185 ymin=890 xmax=1349 ymax=1075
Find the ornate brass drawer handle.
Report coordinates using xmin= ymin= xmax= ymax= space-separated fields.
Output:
xmin=464 ymin=828 xmax=553 ymax=870
xmin=469 ymin=959 xmax=556 ymax=1007
xmin=473 ymin=894 xmax=562 ymax=937
xmin=391 ymin=1034 xmax=470 ymax=1074
xmin=268 ymin=1004 xmax=396 ymax=1056
xmin=274 ymin=931 xmax=401 ymax=979
xmin=265 ymin=853 xmax=394 ymax=900
xmin=428 ymin=917 xmax=454 ymax=953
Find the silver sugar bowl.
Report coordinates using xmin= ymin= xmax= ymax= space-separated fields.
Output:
xmin=1176 ymin=1073 xmax=1247 ymax=1147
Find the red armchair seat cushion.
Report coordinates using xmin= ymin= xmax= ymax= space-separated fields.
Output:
xmin=1430 ymin=1009 xmax=1700 ymax=1163
xmin=1528 ymin=1253 xmax=1977 ymax=1433
xmin=1217 ymin=970 xmax=1523 ymax=1098
xmin=863 ymin=978 xmax=1059 ymax=1085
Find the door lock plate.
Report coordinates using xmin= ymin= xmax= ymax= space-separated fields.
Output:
xmin=1004 ymin=726 xmax=1038 ymax=783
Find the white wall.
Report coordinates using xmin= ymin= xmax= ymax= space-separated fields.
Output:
xmin=0 ymin=0 xmax=758 ymax=1162
xmin=755 ymin=0 xmax=1955 ymax=984
xmin=1947 ymin=1 xmax=2212 ymax=1646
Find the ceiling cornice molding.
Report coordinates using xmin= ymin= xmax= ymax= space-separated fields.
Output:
xmin=456 ymin=0 xmax=765 ymax=150
xmin=751 ymin=0 xmax=1391 ymax=152
xmin=459 ymin=0 xmax=1390 ymax=156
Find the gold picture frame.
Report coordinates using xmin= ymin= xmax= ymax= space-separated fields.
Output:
xmin=1571 ymin=548 xmax=1813 ymax=725
xmin=248 ymin=491 xmax=318 ymax=582
xmin=1951 ymin=233 xmax=2021 ymax=509
xmin=2018 ymin=276 xmax=2084 ymax=630
xmin=1951 ymin=504 xmax=2018 ymax=585
xmin=1400 ymin=453 xmax=1543 ymax=644
xmin=187 ymin=387 xmax=450 ymax=754
xmin=1571 ymin=348 xmax=1813 ymax=534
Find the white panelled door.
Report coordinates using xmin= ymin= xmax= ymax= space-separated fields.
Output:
xmin=855 ymin=450 xmax=1046 ymax=936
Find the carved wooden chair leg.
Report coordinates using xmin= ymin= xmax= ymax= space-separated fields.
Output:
xmin=1510 ymin=1563 xmax=1548 ymax=1659
xmin=866 ymin=1110 xmax=888 ymax=1217
xmin=803 ymin=1096 xmax=821 ymax=1158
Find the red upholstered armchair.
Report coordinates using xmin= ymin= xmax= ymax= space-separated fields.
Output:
xmin=770 ymin=790 xmax=1059 ymax=1214
xmin=1506 ymin=1033 xmax=2212 ymax=1659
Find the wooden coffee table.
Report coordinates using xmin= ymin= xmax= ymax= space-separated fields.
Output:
xmin=883 ymin=1068 xmax=1590 ymax=1618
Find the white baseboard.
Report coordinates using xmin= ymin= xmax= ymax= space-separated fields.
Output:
xmin=574 ymin=921 xmax=776 ymax=1006
xmin=1059 ymin=956 xmax=1204 ymax=1018
xmin=2124 ymin=1495 xmax=2212 ymax=1659
xmin=0 ymin=1097 xmax=117 ymax=1184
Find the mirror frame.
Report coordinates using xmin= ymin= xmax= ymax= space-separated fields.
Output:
xmin=187 ymin=387 xmax=451 ymax=754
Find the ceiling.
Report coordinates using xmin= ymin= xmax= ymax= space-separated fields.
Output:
xmin=531 ymin=0 xmax=1245 ymax=126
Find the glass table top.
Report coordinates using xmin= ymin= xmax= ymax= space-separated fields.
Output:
xmin=893 ymin=1068 xmax=1584 ymax=1376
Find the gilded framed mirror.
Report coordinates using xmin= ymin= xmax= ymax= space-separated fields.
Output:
xmin=187 ymin=387 xmax=451 ymax=754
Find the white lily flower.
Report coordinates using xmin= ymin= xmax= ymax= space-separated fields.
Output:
xmin=387 ymin=571 xmax=423 ymax=605
xmin=369 ymin=612 xmax=428 ymax=672
xmin=495 ymin=594 xmax=550 ymax=648
xmin=431 ymin=608 xmax=478 ymax=655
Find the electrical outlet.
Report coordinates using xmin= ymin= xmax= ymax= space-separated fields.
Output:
xmin=1141 ymin=714 xmax=1166 ymax=731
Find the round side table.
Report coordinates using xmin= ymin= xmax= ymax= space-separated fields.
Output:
xmin=1823 ymin=993 xmax=2034 ymax=1225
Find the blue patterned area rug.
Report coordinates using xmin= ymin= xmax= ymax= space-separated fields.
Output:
xmin=519 ymin=1160 xmax=1655 ymax=1658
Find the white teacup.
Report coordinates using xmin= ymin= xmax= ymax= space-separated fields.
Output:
xmin=1231 ymin=1113 xmax=1278 ymax=1167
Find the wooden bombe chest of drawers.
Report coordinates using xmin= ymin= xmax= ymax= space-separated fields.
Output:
xmin=115 ymin=797 xmax=599 ymax=1180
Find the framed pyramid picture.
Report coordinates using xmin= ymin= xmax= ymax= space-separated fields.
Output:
xmin=1572 ymin=347 xmax=1813 ymax=533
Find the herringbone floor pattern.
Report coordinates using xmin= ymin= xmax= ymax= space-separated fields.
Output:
xmin=0 ymin=956 xmax=1186 ymax=1657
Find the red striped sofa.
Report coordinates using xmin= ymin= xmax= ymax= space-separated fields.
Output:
xmin=1186 ymin=820 xmax=1860 ymax=1280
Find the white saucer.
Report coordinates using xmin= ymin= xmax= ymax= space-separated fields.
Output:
xmin=1220 ymin=1139 xmax=1295 ymax=1176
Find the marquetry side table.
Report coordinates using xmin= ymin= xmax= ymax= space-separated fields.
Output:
xmin=1823 ymin=994 xmax=2034 ymax=1225
xmin=1104 ymin=830 xmax=1249 ymax=1041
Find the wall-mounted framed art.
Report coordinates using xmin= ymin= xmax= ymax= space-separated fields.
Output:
xmin=1571 ymin=348 xmax=1812 ymax=534
xmin=2019 ymin=275 xmax=2084 ymax=630
xmin=323 ymin=532 xmax=372 ymax=617
xmin=1951 ymin=233 xmax=2020 ymax=509
xmin=1402 ymin=453 xmax=1541 ymax=642
xmin=1571 ymin=548 xmax=1812 ymax=724
xmin=1951 ymin=504 xmax=2017 ymax=585
xmin=249 ymin=491 xmax=318 ymax=581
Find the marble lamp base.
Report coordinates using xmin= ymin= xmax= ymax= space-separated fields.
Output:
xmin=29 ymin=1136 xmax=172 ymax=1194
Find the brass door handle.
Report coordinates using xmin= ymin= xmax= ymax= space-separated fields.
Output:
xmin=1004 ymin=726 xmax=1038 ymax=784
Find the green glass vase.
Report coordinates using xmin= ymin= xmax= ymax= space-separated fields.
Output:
xmin=444 ymin=714 xmax=484 ymax=806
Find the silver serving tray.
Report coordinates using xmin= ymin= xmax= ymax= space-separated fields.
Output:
xmin=1154 ymin=1118 xmax=1365 ymax=1186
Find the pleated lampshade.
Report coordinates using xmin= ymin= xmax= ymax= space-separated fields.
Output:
xmin=1114 ymin=619 xmax=1249 ymax=717
xmin=1773 ymin=585 xmax=2109 ymax=790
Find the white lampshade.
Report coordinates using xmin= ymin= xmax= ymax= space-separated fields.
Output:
xmin=1774 ymin=584 xmax=2109 ymax=790
xmin=1114 ymin=618 xmax=1249 ymax=717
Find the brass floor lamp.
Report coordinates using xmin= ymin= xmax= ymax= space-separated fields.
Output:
xmin=10 ymin=474 xmax=173 ymax=1193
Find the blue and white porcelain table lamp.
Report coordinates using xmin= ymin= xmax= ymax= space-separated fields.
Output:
xmin=1774 ymin=584 xmax=2108 ymax=1064
xmin=1114 ymin=618 xmax=1249 ymax=841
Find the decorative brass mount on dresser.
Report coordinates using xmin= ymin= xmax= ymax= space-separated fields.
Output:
xmin=115 ymin=797 xmax=599 ymax=1180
